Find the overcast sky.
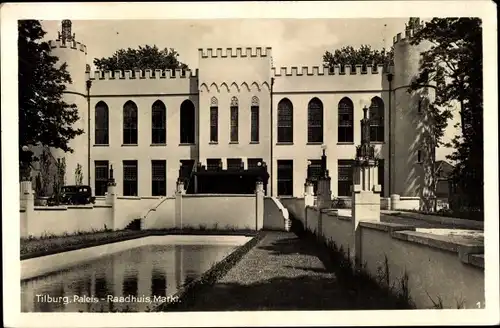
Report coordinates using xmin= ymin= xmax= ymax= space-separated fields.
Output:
xmin=41 ymin=18 xmax=410 ymax=70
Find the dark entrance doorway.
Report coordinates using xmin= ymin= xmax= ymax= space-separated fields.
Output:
xmin=178 ymin=161 xmax=269 ymax=195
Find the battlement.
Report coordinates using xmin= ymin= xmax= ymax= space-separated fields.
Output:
xmin=49 ymin=39 xmax=87 ymax=54
xmin=198 ymin=47 xmax=272 ymax=58
xmin=272 ymin=64 xmax=386 ymax=77
xmin=89 ymin=68 xmax=199 ymax=80
xmin=393 ymin=28 xmax=421 ymax=45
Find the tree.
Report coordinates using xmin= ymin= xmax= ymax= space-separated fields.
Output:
xmin=18 ymin=20 xmax=83 ymax=177
xmin=93 ymin=45 xmax=189 ymax=72
xmin=408 ymin=18 xmax=483 ymax=217
xmin=323 ymin=45 xmax=394 ymax=69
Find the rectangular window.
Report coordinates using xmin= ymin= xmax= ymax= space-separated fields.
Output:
xmin=338 ymin=160 xmax=354 ymax=197
xmin=151 ymin=160 xmax=166 ymax=196
xmin=210 ymin=106 xmax=218 ymax=143
xmin=248 ymin=158 xmax=263 ymax=170
xmin=230 ymin=106 xmax=238 ymax=142
xmin=251 ymin=106 xmax=259 ymax=142
xmin=152 ymin=108 xmax=166 ymax=144
xmin=123 ymin=160 xmax=138 ymax=196
xmin=227 ymin=158 xmax=242 ymax=171
xmin=277 ymin=160 xmax=293 ymax=196
xmin=94 ymin=160 xmax=109 ymax=196
xmin=417 ymin=150 xmax=422 ymax=163
xmin=307 ymin=159 xmax=322 ymax=194
xmin=206 ymin=158 xmax=221 ymax=172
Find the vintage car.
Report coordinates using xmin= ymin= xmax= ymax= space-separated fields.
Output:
xmin=49 ymin=185 xmax=96 ymax=205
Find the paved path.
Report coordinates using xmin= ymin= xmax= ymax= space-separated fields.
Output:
xmin=177 ymin=231 xmax=406 ymax=311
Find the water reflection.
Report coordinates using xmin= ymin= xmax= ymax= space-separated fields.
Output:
xmin=21 ymin=244 xmax=236 ymax=312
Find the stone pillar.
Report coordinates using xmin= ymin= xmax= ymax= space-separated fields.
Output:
xmin=304 ymin=181 xmax=315 ymax=207
xmin=175 ymin=180 xmax=185 ymax=229
xmin=390 ymin=194 xmax=400 ymax=210
xmin=316 ymin=175 xmax=332 ymax=210
xmin=20 ymin=180 xmax=34 ymax=237
xmin=106 ymin=165 xmax=118 ymax=230
xmin=352 ymin=159 xmax=381 ymax=267
xmin=255 ymin=181 xmax=264 ymax=230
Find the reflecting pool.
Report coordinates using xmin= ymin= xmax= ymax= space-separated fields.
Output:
xmin=21 ymin=244 xmax=237 ymax=312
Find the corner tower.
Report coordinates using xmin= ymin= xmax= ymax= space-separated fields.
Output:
xmin=391 ymin=18 xmax=436 ymax=199
xmin=48 ymin=20 xmax=89 ymax=185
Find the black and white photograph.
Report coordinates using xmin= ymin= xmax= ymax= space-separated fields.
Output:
xmin=2 ymin=1 xmax=499 ymax=327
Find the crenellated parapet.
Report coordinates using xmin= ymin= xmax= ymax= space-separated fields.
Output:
xmin=89 ymin=68 xmax=199 ymax=80
xmin=49 ymin=39 xmax=87 ymax=54
xmin=272 ymin=64 xmax=386 ymax=77
xmin=198 ymin=47 xmax=272 ymax=58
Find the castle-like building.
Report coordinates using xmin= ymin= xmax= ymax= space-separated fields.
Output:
xmin=45 ymin=19 xmax=440 ymax=199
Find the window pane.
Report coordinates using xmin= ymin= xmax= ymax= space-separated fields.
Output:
xmin=277 ymin=99 xmax=293 ymax=143
xmin=369 ymin=97 xmax=384 ymax=142
xmin=123 ymin=160 xmax=138 ymax=196
xmin=338 ymin=160 xmax=354 ymax=196
xmin=308 ymin=98 xmax=323 ymax=143
xmin=95 ymin=102 xmax=109 ymax=145
xmin=227 ymin=158 xmax=242 ymax=171
xmin=94 ymin=160 xmax=109 ymax=196
xmin=210 ymin=106 xmax=218 ymax=142
xmin=248 ymin=158 xmax=263 ymax=170
xmin=206 ymin=158 xmax=221 ymax=172
xmin=151 ymin=160 xmax=166 ymax=196
xmin=230 ymin=106 xmax=238 ymax=142
xmin=180 ymin=100 xmax=195 ymax=144
xmin=277 ymin=160 xmax=293 ymax=196
xmin=338 ymin=98 xmax=354 ymax=143
xmin=251 ymin=106 xmax=259 ymax=142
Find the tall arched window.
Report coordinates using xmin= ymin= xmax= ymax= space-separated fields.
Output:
xmin=277 ymin=98 xmax=293 ymax=143
xmin=251 ymin=96 xmax=259 ymax=143
xmin=95 ymin=101 xmax=109 ymax=145
xmin=151 ymin=100 xmax=166 ymax=144
xmin=123 ymin=101 xmax=138 ymax=144
xmin=307 ymin=97 xmax=323 ymax=143
xmin=230 ymin=96 xmax=239 ymax=143
xmin=369 ymin=97 xmax=385 ymax=142
xmin=210 ymin=97 xmax=218 ymax=143
xmin=180 ymin=100 xmax=195 ymax=144
xmin=338 ymin=97 xmax=354 ymax=143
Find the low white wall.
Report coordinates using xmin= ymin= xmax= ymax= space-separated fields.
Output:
xmin=263 ymin=197 xmax=288 ymax=230
xmin=25 ymin=205 xmax=113 ymax=238
xmin=114 ymin=196 xmax=161 ymax=230
xmin=305 ymin=206 xmax=319 ymax=234
xmin=359 ymin=223 xmax=484 ymax=309
xmin=280 ymin=201 xmax=484 ymax=309
xmin=321 ymin=210 xmax=354 ymax=253
xmin=143 ymin=197 xmax=176 ymax=229
xmin=181 ymin=194 xmax=257 ymax=230
xmin=280 ymin=198 xmax=305 ymax=222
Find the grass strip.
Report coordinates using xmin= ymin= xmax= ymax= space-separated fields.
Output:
xmin=21 ymin=229 xmax=258 ymax=260
xmin=156 ymin=231 xmax=266 ymax=312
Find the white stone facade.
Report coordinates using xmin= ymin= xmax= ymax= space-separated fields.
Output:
xmin=45 ymin=21 xmax=454 ymax=198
